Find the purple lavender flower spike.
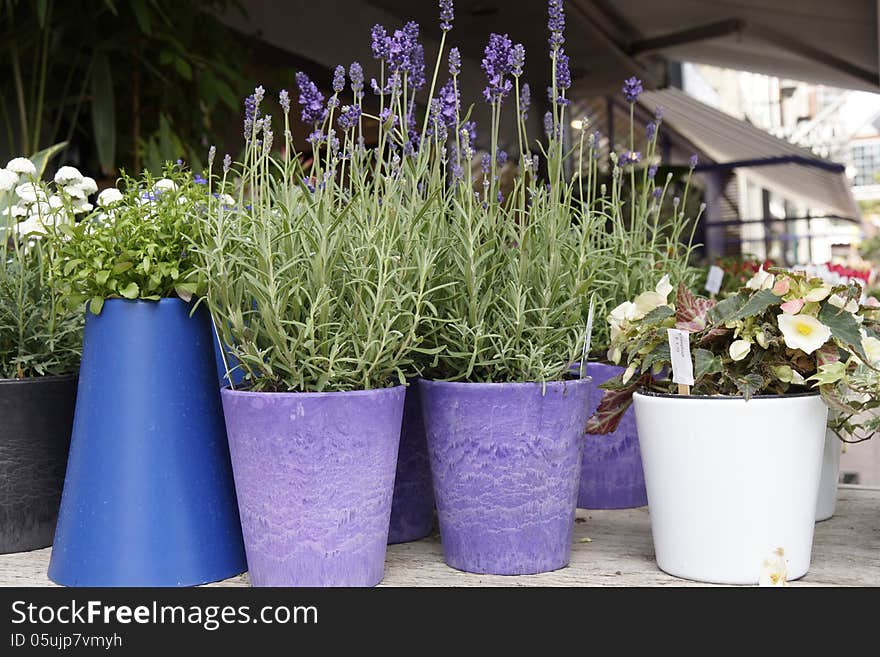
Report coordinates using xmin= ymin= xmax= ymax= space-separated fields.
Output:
xmin=338 ymin=105 xmax=362 ymax=130
xmin=548 ymin=0 xmax=565 ymax=49
xmin=296 ymin=72 xmax=327 ymax=125
xmin=654 ymin=105 xmax=663 ymax=121
xmin=449 ymin=47 xmax=461 ymax=76
xmin=481 ymin=152 xmax=491 ymax=173
xmin=279 ymin=89 xmax=290 ymax=114
xmin=689 ymin=154 xmax=699 ymax=168
xmin=409 ymin=42 xmax=426 ymax=90
xmin=463 ymin=120 xmax=477 ymax=145
xmin=648 ymin=164 xmax=658 ymax=179
xmin=482 ymin=33 xmax=515 ymax=104
xmin=543 ymin=111 xmax=555 ymax=138
xmin=645 ymin=121 xmax=656 ymax=141
xmin=244 ymin=93 xmax=258 ymax=139
xmin=652 ymin=187 xmax=662 ymax=199
xmin=223 ymin=154 xmax=231 ymax=173
xmin=620 ymin=150 xmax=641 ymax=166
xmin=497 ymin=150 xmax=508 ymax=167
xmin=208 ymin=146 xmax=216 ymax=168
xmin=512 ymin=43 xmax=525 ymax=77
xmin=520 ymin=82 xmax=531 ymax=120
xmin=622 ymin=76 xmax=643 ymax=103
xmin=333 ymin=66 xmax=346 ymax=93
xmin=350 ymin=62 xmax=364 ymax=99
xmin=371 ymin=25 xmax=389 ymax=60
xmin=439 ymin=79 xmax=459 ymax=127
xmin=253 ymin=85 xmax=265 ymax=106
xmin=440 ymin=0 xmax=454 ymax=32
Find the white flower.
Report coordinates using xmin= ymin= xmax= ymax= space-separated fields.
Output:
xmin=14 ymin=182 xmax=47 ymax=204
xmin=746 ymin=267 xmax=774 ymax=290
xmin=153 ymin=178 xmax=177 ymax=192
xmin=53 ymin=166 xmax=83 ymax=187
xmin=655 ymin=274 xmax=673 ymax=298
xmin=48 ymin=195 xmax=63 ymax=209
xmin=777 ymin=313 xmax=832 ymax=354
xmin=0 ymin=168 xmax=18 ymax=192
xmin=608 ymin=346 xmax=622 ymax=365
xmin=828 ymin=294 xmax=858 ymax=313
xmin=862 ymin=336 xmax=880 ymax=365
xmin=63 ymin=184 xmax=86 ymax=199
xmin=729 ymin=340 xmax=751 ymax=361
xmin=790 ymin=370 xmax=806 ymax=385
xmin=804 ymin=285 xmax=831 ymax=302
xmin=3 ymin=204 xmax=27 ymax=218
xmin=755 ymin=331 xmax=768 ymax=349
xmin=5 ymin=157 xmax=36 ymax=176
xmin=97 ymin=188 xmax=124 ymax=207
xmin=758 ymin=548 xmax=789 ymax=587
xmin=71 ymin=199 xmax=93 ymax=214
xmin=622 ymin=363 xmax=637 ymax=384
xmin=609 ymin=300 xmax=638 ymax=340
xmin=78 ymin=176 xmax=98 ymax=196
xmin=15 ymin=215 xmax=48 ymax=236
xmin=219 ymin=193 xmax=236 ymax=206
xmin=633 ymin=290 xmax=667 ymax=319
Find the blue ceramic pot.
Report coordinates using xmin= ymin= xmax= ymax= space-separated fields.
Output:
xmin=48 ymin=298 xmax=247 ymax=586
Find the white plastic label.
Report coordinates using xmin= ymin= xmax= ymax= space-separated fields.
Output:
xmin=705 ymin=265 xmax=724 ymax=295
xmin=580 ymin=295 xmax=596 ymax=379
xmin=666 ymin=328 xmax=695 ymax=386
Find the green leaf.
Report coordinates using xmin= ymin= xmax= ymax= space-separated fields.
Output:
xmin=641 ymin=305 xmax=674 ymax=325
xmin=707 ymin=292 xmax=746 ymax=323
xmin=130 ymin=0 xmax=153 ymax=34
xmin=734 ymin=373 xmax=765 ymax=400
xmin=818 ymin=302 xmax=867 ymax=361
xmin=112 ymin=261 xmax=133 ymax=274
xmin=95 ymin=270 xmax=111 ymax=286
xmin=727 ymin=290 xmax=780 ymax=322
xmin=694 ymin=348 xmax=722 ymax=380
xmin=119 ymin=282 xmax=139 ymax=299
xmin=89 ymin=297 xmax=105 ymax=315
xmin=174 ymin=283 xmax=198 ymax=302
xmin=91 ymin=53 xmax=117 ymax=175
xmin=173 ymin=57 xmax=193 ymax=80
xmin=29 ymin=142 xmax=68 ymax=179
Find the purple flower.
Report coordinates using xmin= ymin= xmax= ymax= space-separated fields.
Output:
xmin=371 ymin=25 xmax=389 ymax=60
xmin=622 ymin=76 xmax=643 ymax=103
xmin=350 ymin=62 xmax=364 ymax=98
xmin=409 ymin=42 xmax=426 ymax=90
xmin=652 ymin=187 xmax=662 ymax=199
xmin=548 ymin=0 xmax=565 ymax=50
xmin=440 ymin=0 xmax=454 ymax=32
xmin=307 ymin=129 xmax=325 ymax=147
xmin=438 ymin=78 xmax=459 ymax=127
xmin=520 ymin=83 xmax=531 ymax=120
xmin=512 ymin=43 xmax=525 ymax=77
xmin=554 ymin=49 xmax=571 ymax=104
xmin=481 ymin=152 xmax=491 ymax=173
xmin=427 ymin=99 xmax=448 ymax=141
xmin=497 ymin=149 xmax=508 ymax=167
xmin=654 ymin=105 xmax=664 ymax=121
xmin=689 ymin=154 xmax=699 ymax=168
xmin=302 ymin=178 xmax=316 ymax=193
xmin=332 ymin=65 xmax=346 ymax=93
xmin=451 ymin=161 xmax=463 ymax=181
xmin=223 ymin=154 xmax=231 ymax=173
xmin=279 ymin=89 xmax=290 ymax=114
xmin=648 ymin=164 xmax=658 ymax=179
xmin=620 ymin=150 xmax=641 ymax=166
xmin=482 ymin=33 xmax=515 ymax=103
xmin=296 ymin=72 xmax=326 ymax=125
xmin=449 ymin=47 xmax=461 ymax=76
xmin=532 ymin=154 xmax=539 ymax=171
xmin=497 ymin=190 xmax=504 ymax=203
xmin=193 ymin=174 xmax=207 ymax=185
xmin=645 ymin=121 xmax=656 ymax=141
xmin=208 ymin=145 xmax=216 ymax=168
xmin=462 ymin=120 xmax=477 ymax=145
xmin=543 ymin=111 xmax=556 ymax=139
xmin=338 ymin=104 xmax=362 ymax=130
xmin=243 ymin=93 xmax=258 ymax=139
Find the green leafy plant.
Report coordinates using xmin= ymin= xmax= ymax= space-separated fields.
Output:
xmin=0 ymin=154 xmax=85 ymax=378
xmin=587 ymin=268 xmax=874 ymax=434
xmin=51 ymin=164 xmax=207 ymax=314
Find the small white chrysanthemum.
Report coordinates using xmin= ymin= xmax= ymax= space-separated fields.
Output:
xmin=14 ymin=182 xmax=47 ymax=204
xmin=71 ymin=199 xmax=93 ymax=214
xmin=15 ymin=215 xmax=48 ymax=236
xmin=54 ymin=165 xmax=84 ymax=187
xmin=48 ymin=195 xmax=63 ymax=209
xmin=153 ymin=178 xmax=177 ymax=192
xmin=78 ymin=176 xmax=98 ymax=196
xmin=0 ymin=168 xmax=18 ymax=191
xmin=2 ymin=204 xmax=27 ymax=218
xmin=97 ymin=188 xmax=124 ymax=208
xmin=63 ymin=184 xmax=87 ymax=200
xmin=6 ymin=157 xmax=36 ymax=176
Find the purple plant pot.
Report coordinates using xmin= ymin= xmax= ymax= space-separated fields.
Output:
xmin=420 ymin=378 xmax=591 ymax=575
xmin=578 ymin=362 xmax=648 ymax=509
xmin=388 ymin=379 xmax=435 ymax=544
xmin=220 ymin=385 xmax=405 ymax=587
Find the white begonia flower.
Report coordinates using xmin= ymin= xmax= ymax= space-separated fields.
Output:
xmin=14 ymin=182 xmax=47 ymax=204
xmin=633 ymin=290 xmax=667 ymax=319
xmin=622 ymin=363 xmax=637 ymax=384
xmin=78 ymin=176 xmax=98 ymax=196
xmin=608 ymin=346 xmax=622 ymax=365
xmin=746 ymin=267 xmax=774 ymax=290
xmin=862 ymin=336 xmax=880 ymax=365
xmin=804 ymin=285 xmax=831 ymax=302
xmin=97 ymin=188 xmax=124 ymax=207
xmin=153 ymin=178 xmax=177 ymax=192
xmin=6 ymin=157 xmax=36 ymax=176
xmin=53 ymin=166 xmax=83 ymax=187
xmin=758 ymin=548 xmax=789 ymax=587
xmin=0 ymin=168 xmax=18 ymax=191
xmin=755 ymin=331 xmax=768 ymax=349
xmin=655 ymin=274 xmax=673 ymax=298
xmin=777 ymin=313 xmax=832 ymax=354
xmin=729 ymin=340 xmax=751 ymax=361
xmin=828 ymin=294 xmax=858 ymax=314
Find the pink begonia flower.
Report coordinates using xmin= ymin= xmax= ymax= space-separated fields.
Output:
xmin=772 ymin=278 xmax=790 ymax=296
xmin=780 ymin=298 xmax=804 ymax=315
xmin=865 ymin=296 xmax=880 ymax=308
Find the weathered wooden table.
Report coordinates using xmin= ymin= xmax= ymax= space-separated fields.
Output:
xmin=2 ymin=486 xmax=877 ymax=587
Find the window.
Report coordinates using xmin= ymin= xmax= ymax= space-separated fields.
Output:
xmin=851 ymin=141 xmax=880 ymax=186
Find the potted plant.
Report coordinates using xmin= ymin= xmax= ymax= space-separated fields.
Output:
xmin=417 ymin=2 xmax=599 ymax=576
xmin=195 ymin=64 xmax=439 ymax=585
xmin=578 ymin=79 xmax=702 ymax=510
xmin=46 ymin=164 xmax=247 ymax=587
xmin=590 ymin=268 xmax=872 ymax=584
xmin=0 ymin=154 xmax=85 ymax=554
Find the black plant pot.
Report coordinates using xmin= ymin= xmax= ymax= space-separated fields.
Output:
xmin=0 ymin=373 xmax=77 ymax=553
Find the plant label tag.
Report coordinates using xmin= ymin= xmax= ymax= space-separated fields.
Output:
xmin=666 ymin=328 xmax=694 ymax=386
xmin=705 ymin=265 xmax=724 ymax=295
xmin=580 ymin=295 xmax=595 ymax=379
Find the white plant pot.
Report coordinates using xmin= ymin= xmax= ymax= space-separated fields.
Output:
xmin=815 ymin=427 xmax=841 ymax=522
xmin=633 ymin=392 xmax=827 ymax=585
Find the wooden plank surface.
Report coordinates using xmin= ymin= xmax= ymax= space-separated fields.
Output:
xmin=1 ymin=486 xmax=877 ymax=587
